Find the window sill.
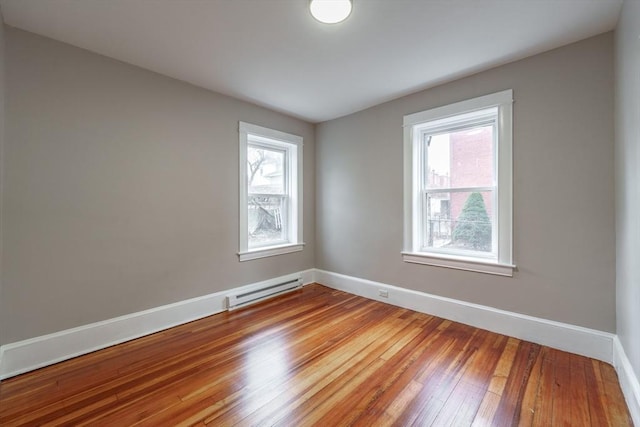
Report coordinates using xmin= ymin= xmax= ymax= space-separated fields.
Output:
xmin=401 ymin=251 xmax=515 ymax=277
xmin=239 ymin=243 xmax=305 ymax=262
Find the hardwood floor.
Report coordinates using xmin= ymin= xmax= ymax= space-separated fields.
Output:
xmin=0 ymin=284 xmax=632 ymax=426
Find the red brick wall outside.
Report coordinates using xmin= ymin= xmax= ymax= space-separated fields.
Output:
xmin=450 ymin=127 xmax=494 ymax=223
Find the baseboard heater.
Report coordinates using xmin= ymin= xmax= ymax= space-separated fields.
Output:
xmin=227 ymin=276 xmax=303 ymax=310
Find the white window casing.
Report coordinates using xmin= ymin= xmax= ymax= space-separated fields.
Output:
xmin=402 ymin=90 xmax=515 ymax=276
xmin=238 ymin=122 xmax=304 ymax=261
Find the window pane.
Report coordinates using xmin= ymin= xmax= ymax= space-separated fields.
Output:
xmin=247 ymin=145 xmax=285 ymax=194
xmin=423 ymin=190 xmax=494 ymax=254
xmin=248 ymin=195 xmax=287 ymax=247
xmin=426 ymin=125 xmax=494 ymax=189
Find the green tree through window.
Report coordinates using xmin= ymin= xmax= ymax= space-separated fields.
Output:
xmin=453 ymin=192 xmax=491 ymax=251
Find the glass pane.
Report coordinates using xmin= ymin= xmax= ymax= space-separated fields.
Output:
xmin=425 ymin=124 xmax=494 ymax=189
xmin=248 ymin=195 xmax=288 ymax=247
xmin=247 ymin=145 xmax=285 ymax=194
xmin=423 ymin=191 xmax=494 ymax=253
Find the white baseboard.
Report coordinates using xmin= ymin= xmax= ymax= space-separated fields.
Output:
xmin=314 ymin=269 xmax=640 ymax=418
xmin=613 ymin=337 xmax=640 ymax=425
xmin=314 ymin=269 xmax=615 ymax=363
xmin=2 ymin=267 xmax=636 ymax=419
xmin=0 ymin=269 xmax=315 ymax=380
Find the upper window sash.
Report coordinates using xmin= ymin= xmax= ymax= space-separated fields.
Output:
xmin=247 ymin=142 xmax=289 ymax=197
xmin=420 ymin=121 xmax=498 ymax=192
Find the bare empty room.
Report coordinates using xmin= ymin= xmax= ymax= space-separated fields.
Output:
xmin=0 ymin=0 xmax=638 ymax=425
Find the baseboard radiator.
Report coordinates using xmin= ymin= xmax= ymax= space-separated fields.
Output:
xmin=227 ymin=276 xmax=303 ymax=310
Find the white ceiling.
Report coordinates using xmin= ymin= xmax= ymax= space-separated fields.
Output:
xmin=0 ymin=0 xmax=623 ymax=123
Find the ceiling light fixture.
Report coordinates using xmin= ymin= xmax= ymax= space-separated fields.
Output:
xmin=310 ymin=0 xmax=352 ymax=24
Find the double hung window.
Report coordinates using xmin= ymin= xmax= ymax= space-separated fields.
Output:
xmin=402 ymin=90 xmax=514 ymax=276
xmin=239 ymin=122 xmax=303 ymax=261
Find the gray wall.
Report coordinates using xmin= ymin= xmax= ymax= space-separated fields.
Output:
xmin=0 ymin=16 xmax=5 ymax=349
xmin=1 ymin=27 xmax=315 ymax=344
xmin=0 ymin=23 xmax=622 ymax=345
xmin=615 ymin=0 xmax=640 ymax=383
xmin=316 ymin=33 xmax=615 ymax=332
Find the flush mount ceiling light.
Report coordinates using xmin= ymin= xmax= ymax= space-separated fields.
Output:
xmin=310 ymin=0 xmax=352 ymax=24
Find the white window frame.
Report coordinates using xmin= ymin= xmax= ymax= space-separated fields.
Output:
xmin=238 ymin=122 xmax=304 ymax=261
xmin=402 ymin=90 xmax=515 ymax=276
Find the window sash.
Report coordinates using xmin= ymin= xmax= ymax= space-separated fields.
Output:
xmin=420 ymin=122 xmax=497 ymax=191
xmin=247 ymin=142 xmax=288 ymax=196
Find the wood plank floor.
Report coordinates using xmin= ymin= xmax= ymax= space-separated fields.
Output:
xmin=0 ymin=284 xmax=632 ymax=426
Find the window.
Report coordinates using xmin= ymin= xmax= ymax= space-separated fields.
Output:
xmin=239 ymin=122 xmax=303 ymax=261
xmin=402 ymin=90 xmax=514 ymax=276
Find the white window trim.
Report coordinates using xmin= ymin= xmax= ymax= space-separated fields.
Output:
xmin=238 ymin=122 xmax=304 ymax=261
xmin=402 ymin=90 xmax=514 ymax=276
